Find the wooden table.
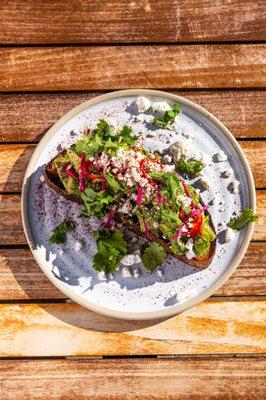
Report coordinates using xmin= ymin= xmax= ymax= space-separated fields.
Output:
xmin=0 ymin=1 xmax=265 ymax=399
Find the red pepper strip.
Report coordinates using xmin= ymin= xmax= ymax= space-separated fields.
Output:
xmin=182 ymin=180 xmax=191 ymax=197
xmin=63 ymin=163 xmax=79 ymax=180
xmin=183 ymin=215 xmax=203 ymax=237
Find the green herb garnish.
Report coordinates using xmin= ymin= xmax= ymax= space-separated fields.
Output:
xmin=80 ymin=188 xmax=114 ymax=218
xmin=105 ymin=172 xmax=122 ymax=193
xmin=49 ymin=219 xmax=76 ymax=244
xmin=176 ymin=158 xmax=204 ymax=176
xmin=93 ymin=230 xmax=128 ymax=273
xmin=140 ymin=243 xmax=167 ymax=271
xmin=119 ymin=125 xmax=137 ymax=146
xmin=228 ymin=208 xmax=258 ymax=231
xmin=152 ymin=103 xmax=181 ymax=130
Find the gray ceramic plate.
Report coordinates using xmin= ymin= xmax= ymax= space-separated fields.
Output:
xmin=22 ymin=89 xmax=256 ymax=320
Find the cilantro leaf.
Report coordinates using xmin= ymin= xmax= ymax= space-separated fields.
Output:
xmin=150 ymin=171 xmax=184 ymax=209
xmin=92 ymin=230 xmax=128 ymax=273
xmin=152 ymin=103 xmax=181 ymax=130
xmin=105 ymin=172 xmax=122 ymax=193
xmin=228 ymin=208 xmax=258 ymax=231
xmin=95 ymin=119 xmax=116 ymax=138
xmin=75 ymin=133 xmax=103 ymax=157
xmin=176 ymin=158 xmax=204 ymax=176
xmin=140 ymin=243 xmax=167 ymax=271
xmin=80 ymin=188 xmax=114 ymax=218
xmin=49 ymin=219 xmax=75 ymax=244
xmin=119 ymin=125 xmax=137 ymax=146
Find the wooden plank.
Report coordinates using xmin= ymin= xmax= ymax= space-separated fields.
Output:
xmin=0 ymin=299 xmax=265 ymax=356
xmin=1 ymin=358 xmax=265 ymax=400
xmin=1 ymin=141 xmax=265 ymax=192
xmin=0 ymin=243 xmax=265 ymax=301
xmin=0 ymin=0 xmax=265 ymax=45
xmin=0 ymin=45 xmax=265 ymax=91
xmin=0 ymin=91 xmax=265 ymax=142
xmin=0 ymin=191 xmax=265 ymax=245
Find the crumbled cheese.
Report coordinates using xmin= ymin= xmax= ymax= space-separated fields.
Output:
xmin=135 ymin=96 xmax=151 ymax=113
xmin=186 ymin=240 xmax=196 ymax=260
xmin=198 ymin=176 xmax=211 ymax=190
xmin=120 ymin=254 xmax=135 ymax=266
xmin=216 ymin=150 xmax=228 ymax=162
xmin=219 ymin=207 xmax=225 ymax=212
xmin=167 ymin=140 xmax=190 ymax=162
xmin=98 ymin=271 xmax=107 ymax=281
xmin=194 ymin=152 xmax=211 ymax=165
xmin=39 ymin=175 xmax=45 ymax=183
xmin=74 ymin=240 xmax=83 ymax=251
xmin=59 ymin=249 xmax=64 ymax=256
xmin=228 ymin=180 xmax=240 ymax=194
xmin=134 ymin=254 xmax=141 ymax=264
xmin=224 ymin=227 xmax=235 ymax=243
xmin=163 ymin=154 xmax=172 ymax=164
xmin=151 ymin=101 xmax=171 ymax=114
xmin=177 ymin=194 xmax=192 ymax=208
xmin=157 ymin=269 xmax=163 ymax=277
xmin=108 ymin=273 xmax=114 ymax=279
xmin=121 ymin=266 xmax=132 ymax=278
xmin=133 ymin=268 xmax=140 ymax=278
xmin=120 ymin=199 xmax=132 ymax=215
xmin=164 ymin=164 xmax=175 ymax=172
xmin=223 ymin=167 xmax=233 ymax=178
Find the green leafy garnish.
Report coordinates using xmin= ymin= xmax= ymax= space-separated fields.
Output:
xmin=96 ymin=119 xmax=116 ymax=138
xmin=105 ymin=172 xmax=122 ymax=193
xmin=80 ymin=188 xmax=114 ymax=218
xmin=49 ymin=219 xmax=75 ymax=244
xmin=159 ymin=206 xmax=182 ymax=239
xmin=152 ymin=103 xmax=181 ymax=130
xmin=193 ymin=216 xmax=216 ymax=257
xmin=150 ymin=171 xmax=184 ymax=209
xmin=119 ymin=125 xmax=137 ymax=146
xmin=176 ymin=158 xmax=204 ymax=176
xmin=75 ymin=133 xmax=103 ymax=157
xmin=93 ymin=230 xmax=128 ymax=273
xmin=140 ymin=243 xmax=167 ymax=271
xmin=228 ymin=208 xmax=258 ymax=231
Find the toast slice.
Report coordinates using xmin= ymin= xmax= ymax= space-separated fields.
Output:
xmin=45 ymin=152 xmax=216 ymax=269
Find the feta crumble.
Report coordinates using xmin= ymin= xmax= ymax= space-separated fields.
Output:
xmin=216 ymin=150 xmax=228 ymax=162
xmin=177 ymin=194 xmax=192 ymax=208
xmin=224 ymin=227 xmax=235 ymax=243
xmin=39 ymin=175 xmax=45 ymax=183
xmin=121 ymin=266 xmax=132 ymax=278
xmin=157 ymin=269 xmax=163 ymax=277
xmin=74 ymin=240 xmax=83 ymax=251
xmin=133 ymin=268 xmax=140 ymax=278
xmin=98 ymin=271 xmax=107 ymax=281
xmin=162 ymin=154 xmax=172 ymax=164
xmin=186 ymin=239 xmax=196 ymax=260
xmin=228 ymin=180 xmax=240 ymax=194
xmin=151 ymin=101 xmax=171 ymax=115
xmin=167 ymin=140 xmax=190 ymax=162
xmin=198 ymin=176 xmax=211 ymax=190
xmin=135 ymin=96 xmax=151 ymax=113
xmin=223 ymin=167 xmax=233 ymax=178
xmin=120 ymin=254 xmax=135 ymax=266
xmin=194 ymin=152 xmax=211 ymax=165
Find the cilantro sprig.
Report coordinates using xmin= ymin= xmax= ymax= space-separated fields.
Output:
xmin=80 ymin=188 xmax=114 ymax=218
xmin=140 ymin=243 xmax=167 ymax=271
xmin=228 ymin=208 xmax=258 ymax=231
xmin=175 ymin=158 xmax=204 ymax=176
xmin=152 ymin=103 xmax=181 ymax=130
xmin=93 ymin=230 xmax=128 ymax=273
xmin=49 ymin=219 xmax=76 ymax=244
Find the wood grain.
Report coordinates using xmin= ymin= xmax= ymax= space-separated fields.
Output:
xmin=0 ymin=299 xmax=265 ymax=356
xmin=0 ymin=0 xmax=265 ymax=45
xmin=1 ymin=358 xmax=265 ymax=400
xmin=0 ymin=191 xmax=265 ymax=245
xmin=0 ymin=243 xmax=265 ymax=300
xmin=0 ymin=45 xmax=265 ymax=91
xmin=0 ymin=91 xmax=265 ymax=142
xmin=1 ymin=141 xmax=265 ymax=192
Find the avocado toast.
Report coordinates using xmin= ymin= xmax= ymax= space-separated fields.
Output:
xmin=45 ymin=119 xmax=216 ymax=270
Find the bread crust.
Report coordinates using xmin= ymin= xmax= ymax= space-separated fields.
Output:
xmin=45 ymin=154 xmax=216 ymax=269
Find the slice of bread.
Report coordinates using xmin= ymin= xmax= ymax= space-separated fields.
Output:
xmin=45 ymin=153 xmax=216 ymax=269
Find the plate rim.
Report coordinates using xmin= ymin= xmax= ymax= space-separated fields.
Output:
xmin=21 ymin=89 xmax=256 ymax=320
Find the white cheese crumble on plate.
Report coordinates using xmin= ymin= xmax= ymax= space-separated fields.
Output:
xmin=151 ymin=101 xmax=171 ymax=114
xmin=135 ymin=96 xmax=151 ymax=113
xmin=216 ymin=150 xmax=228 ymax=162
xmin=224 ymin=227 xmax=235 ymax=242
